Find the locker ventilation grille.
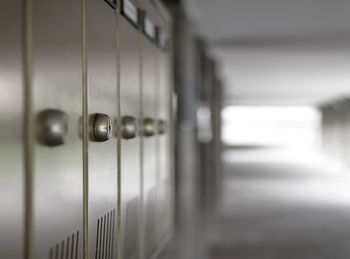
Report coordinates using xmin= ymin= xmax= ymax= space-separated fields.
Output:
xmin=95 ymin=209 xmax=116 ymax=259
xmin=124 ymin=197 xmax=139 ymax=258
xmin=145 ymin=187 xmax=158 ymax=257
xmin=160 ymin=178 xmax=170 ymax=238
xmin=49 ymin=230 xmax=79 ymax=259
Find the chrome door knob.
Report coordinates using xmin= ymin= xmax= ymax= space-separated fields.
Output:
xmin=141 ymin=118 xmax=155 ymax=137
xmin=91 ymin=113 xmax=112 ymax=142
xmin=121 ymin=116 xmax=137 ymax=139
xmin=157 ymin=119 xmax=167 ymax=135
xmin=37 ymin=109 xmax=69 ymax=146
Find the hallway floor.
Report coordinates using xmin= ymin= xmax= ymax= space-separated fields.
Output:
xmin=209 ymin=148 xmax=350 ymax=259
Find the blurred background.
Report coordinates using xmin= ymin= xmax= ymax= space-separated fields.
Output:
xmin=160 ymin=0 xmax=350 ymax=258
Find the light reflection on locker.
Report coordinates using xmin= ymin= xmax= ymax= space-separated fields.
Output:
xmin=32 ymin=0 xmax=83 ymax=257
xmin=120 ymin=5 xmax=142 ymax=258
xmin=87 ymin=0 xmax=118 ymax=258
xmin=156 ymin=26 xmax=171 ymax=245
xmin=0 ymin=1 xmax=24 ymax=258
xmin=142 ymin=1 xmax=159 ymax=257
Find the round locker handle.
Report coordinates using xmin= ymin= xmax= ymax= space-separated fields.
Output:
xmin=91 ymin=113 xmax=112 ymax=142
xmin=37 ymin=109 xmax=69 ymax=146
xmin=141 ymin=118 xmax=155 ymax=137
xmin=157 ymin=119 xmax=167 ymax=135
xmin=121 ymin=116 xmax=137 ymax=139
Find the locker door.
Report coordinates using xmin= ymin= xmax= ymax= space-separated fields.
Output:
xmin=142 ymin=2 xmax=159 ymax=257
xmin=87 ymin=1 xmax=118 ymax=258
xmin=0 ymin=1 xmax=24 ymax=258
xmin=155 ymin=26 xmax=172 ymax=245
xmin=120 ymin=2 xmax=141 ymax=258
xmin=32 ymin=0 xmax=83 ymax=258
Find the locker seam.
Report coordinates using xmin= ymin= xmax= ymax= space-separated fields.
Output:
xmin=138 ymin=1 xmax=145 ymax=259
xmin=82 ymin=0 xmax=89 ymax=257
xmin=23 ymin=0 xmax=34 ymax=258
xmin=116 ymin=0 xmax=122 ymax=258
xmin=154 ymin=19 xmax=161 ymax=245
xmin=166 ymin=21 xmax=175 ymax=238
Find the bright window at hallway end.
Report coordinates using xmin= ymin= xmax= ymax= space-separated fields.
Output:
xmin=221 ymin=106 xmax=320 ymax=148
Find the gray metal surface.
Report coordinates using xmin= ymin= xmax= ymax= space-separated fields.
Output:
xmin=142 ymin=2 xmax=159 ymax=257
xmin=120 ymin=14 xmax=141 ymax=259
xmin=87 ymin=1 xmax=118 ymax=258
xmin=153 ymin=4 xmax=175 ymax=250
xmin=156 ymin=29 xmax=171 ymax=244
xmin=32 ymin=0 xmax=83 ymax=257
xmin=0 ymin=0 xmax=24 ymax=258
xmin=0 ymin=1 xmax=173 ymax=258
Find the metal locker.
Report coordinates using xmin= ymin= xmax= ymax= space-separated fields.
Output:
xmin=120 ymin=1 xmax=141 ymax=258
xmin=87 ymin=0 xmax=118 ymax=258
xmin=32 ymin=0 xmax=83 ymax=257
xmin=0 ymin=1 xmax=24 ymax=258
xmin=141 ymin=1 xmax=159 ymax=257
xmin=155 ymin=22 xmax=172 ymax=246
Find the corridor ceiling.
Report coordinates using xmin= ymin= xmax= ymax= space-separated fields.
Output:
xmin=183 ymin=0 xmax=350 ymax=106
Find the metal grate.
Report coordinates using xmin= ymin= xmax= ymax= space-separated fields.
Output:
xmin=159 ymin=178 xmax=170 ymax=238
xmin=95 ymin=209 xmax=115 ymax=259
xmin=49 ymin=230 xmax=79 ymax=259
xmin=124 ymin=197 xmax=139 ymax=259
xmin=145 ymin=187 xmax=158 ymax=257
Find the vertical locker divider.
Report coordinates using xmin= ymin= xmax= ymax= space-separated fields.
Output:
xmin=82 ymin=0 xmax=89 ymax=257
xmin=138 ymin=1 xmax=146 ymax=259
xmin=115 ymin=1 xmax=123 ymax=259
xmin=24 ymin=0 xmax=34 ymax=257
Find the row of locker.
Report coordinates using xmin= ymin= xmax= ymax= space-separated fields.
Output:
xmin=0 ymin=0 xmax=173 ymax=259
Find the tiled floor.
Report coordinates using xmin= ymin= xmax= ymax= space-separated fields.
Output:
xmin=210 ymin=148 xmax=350 ymax=259
xmin=160 ymin=148 xmax=350 ymax=259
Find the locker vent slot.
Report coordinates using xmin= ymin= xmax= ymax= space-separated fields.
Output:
xmin=145 ymin=187 xmax=157 ymax=257
xmin=48 ymin=230 xmax=79 ymax=259
xmin=95 ymin=209 xmax=116 ymax=259
xmin=159 ymin=179 xmax=169 ymax=238
xmin=124 ymin=197 xmax=139 ymax=258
